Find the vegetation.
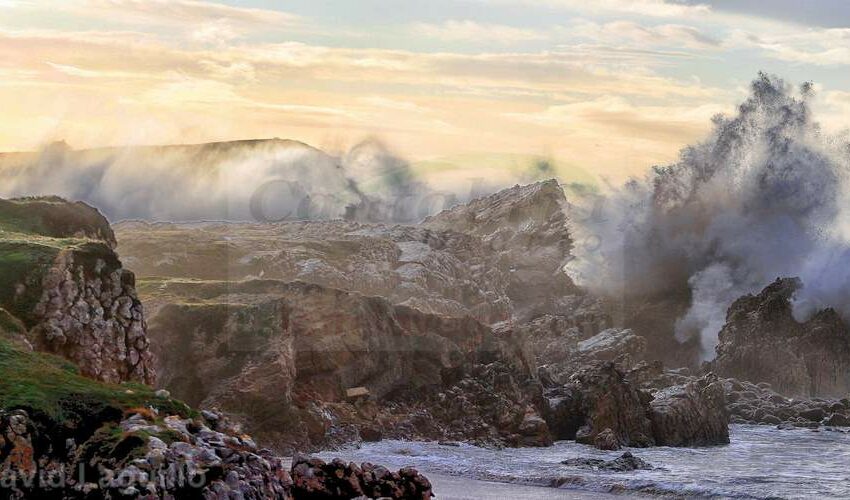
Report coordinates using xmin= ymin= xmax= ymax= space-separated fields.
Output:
xmin=0 ymin=337 xmax=194 ymax=422
xmin=0 ymin=196 xmax=114 ymax=242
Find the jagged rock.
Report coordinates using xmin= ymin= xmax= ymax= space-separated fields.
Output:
xmin=144 ymin=278 xmax=540 ymax=450
xmin=713 ymin=278 xmax=850 ymax=398
xmin=545 ymin=362 xmax=655 ymax=448
xmin=561 ymin=452 xmax=654 ymax=471
xmin=290 ymin=456 xmax=433 ymax=499
xmin=117 ymin=180 xmax=575 ymax=328
xmin=423 ymin=179 xmax=576 ymax=322
xmin=649 ymin=373 xmax=729 ymax=447
xmin=0 ymin=197 xmax=154 ymax=384
xmin=824 ymin=413 xmax=850 ymax=427
xmin=593 ymin=428 xmax=621 ymax=450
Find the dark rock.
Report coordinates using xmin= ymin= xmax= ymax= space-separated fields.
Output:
xmin=824 ymin=413 xmax=850 ymax=427
xmin=561 ymin=452 xmax=654 ymax=472
xmin=649 ymin=373 xmax=729 ymax=447
xmin=713 ymin=278 xmax=850 ymax=398
xmin=291 ymin=456 xmax=433 ymax=499
xmin=359 ymin=425 xmax=383 ymax=442
xmin=545 ymin=362 xmax=655 ymax=449
xmin=799 ymin=407 xmax=826 ymax=422
xmin=593 ymin=428 xmax=621 ymax=450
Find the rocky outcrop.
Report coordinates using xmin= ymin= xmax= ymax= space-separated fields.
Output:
xmin=423 ymin=179 xmax=576 ymax=322
xmin=545 ymin=362 xmax=729 ymax=449
xmin=143 ymin=278 xmax=543 ymax=450
xmin=561 ymin=452 xmax=654 ymax=471
xmin=116 ymin=220 xmax=512 ymax=325
xmin=649 ymin=373 xmax=729 ymax=447
xmin=0 ymin=197 xmax=154 ymax=384
xmin=291 ymin=456 xmax=432 ymax=499
xmin=713 ymin=278 xmax=850 ymax=398
xmin=545 ymin=362 xmax=655 ymax=449
xmin=723 ymin=378 xmax=850 ymax=429
xmin=116 ymin=180 xmax=574 ymax=326
xmin=0 ymin=196 xmax=116 ymax=246
xmin=29 ymin=243 xmax=155 ymax=384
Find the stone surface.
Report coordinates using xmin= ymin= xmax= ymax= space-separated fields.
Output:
xmin=291 ymin=456 xmax=433 ymax=499
xmin=0 ymin=197 xmax=154 ymax=384
xmin=561 ymin=452 xmax=654 ymax=472
xmin=30 ymin=245 xmax=155 ymax=384
xmin=649 ymin=373 xmax=730 ymax=447
xmin=713 ymin=278 xmax=850 ymax=398
xmin=545 ymin=362 xmax=655 ymax=448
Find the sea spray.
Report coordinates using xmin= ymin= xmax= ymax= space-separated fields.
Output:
xmin=567 ymin=73 xmax=850 ymax=358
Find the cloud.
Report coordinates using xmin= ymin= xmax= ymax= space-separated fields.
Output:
xmin=504 ymin=95 xmax=722 ymax=142
xmin=359 ymin=96 xmax=429 ymax=113
xmin=732 ymin=28 xmax=850 ymax=66
xmin=413 ymin=20 xmax=545 ymax=43
xmin=474 ymin=0 xmax=711 ymax=18
xmin=77 ymin=0 xmax=299 ymax=27
xmin=571 ymin=20 xmax=721 ymax=49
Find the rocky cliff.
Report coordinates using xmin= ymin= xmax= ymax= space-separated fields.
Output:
xmin=0 ymin=197 xmax=434 ymax=499
xmin=116 ymin=179 xmax=575 ymax=326
xmin=713 ymin=278 xmax=850 ymax=398
xmin=139 ymin=277 xmax=543 ymax=451
xmin=423 ymin=180 xmax=577 ymax=322
xmin=0 ymin=197 xmax=153 ymax=384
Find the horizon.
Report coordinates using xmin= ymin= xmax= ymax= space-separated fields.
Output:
xmin=2 ymin=0 xmax=849 ymax=182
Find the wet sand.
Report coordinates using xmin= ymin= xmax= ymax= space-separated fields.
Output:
xmin=429 ymin=473 xmax=622 ymax=499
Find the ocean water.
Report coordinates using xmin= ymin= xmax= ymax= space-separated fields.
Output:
xmin=316 ymin=425 xmax=850 ymax=499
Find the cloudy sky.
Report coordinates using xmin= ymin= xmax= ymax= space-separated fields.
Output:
xmin=1 ymin=0 xmax=849 ymax=179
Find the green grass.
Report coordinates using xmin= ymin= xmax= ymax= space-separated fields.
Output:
xmin=0 ymin=337 xmax=195 ymax=422
xmin=0 ymin=307 xmax=26 ymax=338
xmin=0 ymin=196 xmax=113 ymax=242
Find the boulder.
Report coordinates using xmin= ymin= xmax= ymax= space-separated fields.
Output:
xmin=649 ymin=373 xmax=730 ymax=447
xmin=545 ymin=362 xmax=655 ymax=448
xmin=561 ymin=451 xmax=654 ymax=471
xmin=291 ymin=456 xmax=433 ymax=500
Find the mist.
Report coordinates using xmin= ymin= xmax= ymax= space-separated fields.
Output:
xmin=567 ymin=73 xmax=850 ymax=359
xmin=0 ymin=138 xmax=465 ymax=224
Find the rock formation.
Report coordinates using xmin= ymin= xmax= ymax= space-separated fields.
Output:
xmin=142 ymin=278 xmax=544 ymax=450
xmin=291 ymin=456 xmax=432 ymax=499
xmin=649 ymin=373 xmax=729 ymax=446
xmin=114 ymin=182 xmax=579 ymax=449
xmin=561 ymin=452 xmax=654 ymax=471
xmin=713 ymin=277 xmax=850 ymax=398
xmin=544 ymin=362 xmax=729 ymax=449
xmin=544 ymin=362 xmax=655 ymax=449
xmin=0 ymin=197 xmax=154 ymax=384
xmin=423 ymin=179 xmax=577 ymax=322
xmin=0 ymin=196 xmax=434 ymax=499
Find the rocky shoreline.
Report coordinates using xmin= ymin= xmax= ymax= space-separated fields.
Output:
xmin=2 ymin=181 xmax=850 ymax=498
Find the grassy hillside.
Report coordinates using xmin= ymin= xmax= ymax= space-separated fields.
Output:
xmin=0 ymin=336 xmax=192 ymax=422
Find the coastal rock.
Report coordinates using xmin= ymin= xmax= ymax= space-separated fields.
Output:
xmin=545 ymin=362 xmax=655 ymax=448
xmin=145 ymin=279 xmax=542 ymax=450
xmin=713 ymin=278 xmax=850 ymax=398
xmin=117 ymin=180 xmax=574 ymax=328
xmin=649 ymin=373 xmax=730 ymax=447
xmin=561 ymin=452 xmax=654 ymax=472
xmin=291 ymin=456 xmax=433 ymax=499
xmin=423 ymin=179 xmax=576 ymax=322
xmin=0 ymin=197 xmax=154 ymax=384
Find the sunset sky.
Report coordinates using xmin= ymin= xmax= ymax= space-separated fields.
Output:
xmin=1 ymin=0 xmax=849 ymax=180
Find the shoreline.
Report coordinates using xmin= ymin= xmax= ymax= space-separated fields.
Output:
xmin=428 ymin=473 xmax=622 ymax=499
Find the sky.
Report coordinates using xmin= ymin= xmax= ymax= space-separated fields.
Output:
xmin=1 ymin=0 xmax=849 ymax=180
